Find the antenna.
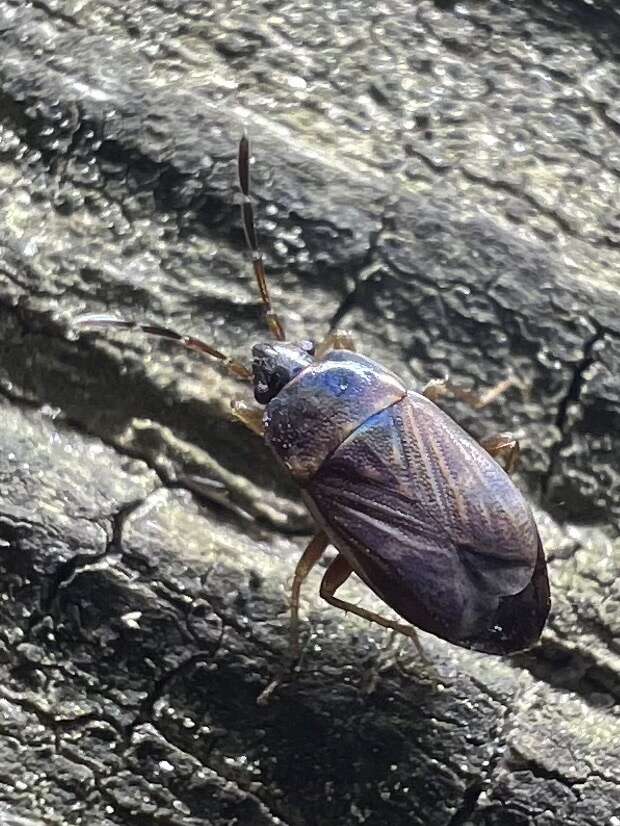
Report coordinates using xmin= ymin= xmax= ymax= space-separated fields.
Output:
xmin=238 ymin=134 xmax=286 ymax=341
xmin=73 ymin=314 xmax=252 ymax=380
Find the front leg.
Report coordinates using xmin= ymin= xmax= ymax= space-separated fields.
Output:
xmin=231 ymin=399 xmax=265 ymax=437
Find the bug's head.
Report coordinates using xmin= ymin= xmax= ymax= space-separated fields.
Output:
xmin=251 ymin=340 xmax=315 ymax=404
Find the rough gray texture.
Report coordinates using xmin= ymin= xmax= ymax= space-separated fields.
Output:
xmin=0 ymin=1 xmax=618 ymax=824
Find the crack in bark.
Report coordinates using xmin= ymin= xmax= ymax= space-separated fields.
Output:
xmin=541 ymin=327 xmax=604 ymax=499
xmin=327 ymin=201 xmax=438 ymax=335
xmin=30 ymin=0 xmax=82 ymax=28
xmin=34 ymin=497 xmax=148 ymax=620
xmin=327 ymin=201 xmax=392 ymax=333
xmin=507 ymin=757 xmax=584 ymax=799
xmin=0 ymin=347 xmax=275 ymax=528
xmin=127 ymin=646 xmax=223 ymax=738
xmin=447 ymin=779 xmax=484 ymax=826
xmin=129 ymin=722 xmax=294 ymax=826
xmin=460 ymin=167 xmax=577 ymax=238
xmin=447 ymin=678 xmax=521 ymax=826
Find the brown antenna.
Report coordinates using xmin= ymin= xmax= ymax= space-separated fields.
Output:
xmin=72 ymin=314 xmax=252 ymax=381
xmin=238 ymin=134 xmax=286 ymax=341
xmin=73 ymin=135 xmax=287 ymax=375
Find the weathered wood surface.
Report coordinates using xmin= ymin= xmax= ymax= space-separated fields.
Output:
xmin=0 ymin=1 xmax=618 ymax=824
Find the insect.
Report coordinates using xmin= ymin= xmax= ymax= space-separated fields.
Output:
xmin=75 ymin=136 xmax=550 ymax=662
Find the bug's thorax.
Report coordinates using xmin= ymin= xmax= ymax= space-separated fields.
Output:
xmin=260 ymin=350 xmax=407 ymax=481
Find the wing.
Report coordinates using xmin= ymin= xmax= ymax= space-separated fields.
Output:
xmin=305 ymin=392 xmax=549 ymax=653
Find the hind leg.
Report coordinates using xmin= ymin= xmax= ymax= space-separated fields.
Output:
xmin=319 ymin=555 xmax=425 ymax=657
xmin=257 ymin=531 xmax=329 ymax=704
xmin=479 ymin=433 xmax=520 ymax=474
xmin=290 ymin=532 xmax=330 ymax=658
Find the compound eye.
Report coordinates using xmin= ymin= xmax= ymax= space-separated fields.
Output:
xmin=252 ymin=342 xmax=276 ymax=360
xmin=254 ymin=379 xmax=272 ymax=405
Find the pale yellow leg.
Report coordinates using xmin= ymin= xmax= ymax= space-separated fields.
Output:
xmin=315 ymin=329 xmax=356 ymax=358
xmin=257 ymin=531 xmax=330 ymax=705
xmin=422 ymin=375 xmax=515 ymax=410
xmin=479 ymin=432 xmax=520 ymax=474
xmin=319 ymin=555 xmax=425 ymax=657
xmin=231 ymin=399 xmax=265 ymax=436
xmin=290 ymin=531 xmax=330 ymax=658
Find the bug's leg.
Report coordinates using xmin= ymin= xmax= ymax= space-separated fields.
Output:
xmin=290 ymin=531 xmax=330 ymax=658
xmin=315 ymin=330 xmax=356 ymax=358
xmin=231 ymin=400 xmax=265 ymax=437
xmin=422 ymin=376 xmax=515 ymax=410
xmin=238 ymin=135 xmax=286 ymax=342
xmin=479 ymin=432 xmax=520 ymax=474
xmin=319 ymin=555 xmax=426 ymax=658
xmin=256 ymin=531 xmax=329 ymax=705
xmin=73 ymin=315 xmax=253 ymax=381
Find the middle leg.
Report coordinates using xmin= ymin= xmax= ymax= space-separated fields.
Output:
xmin=421 ymin=375 xmax=521 ymax=473
xmin=315 ymin=330 xmax=356 ymax=358
xmin=479 ymin=432 xmax=520 ymax=474
xmin=422 ymin=375 xmax=515 ymax=410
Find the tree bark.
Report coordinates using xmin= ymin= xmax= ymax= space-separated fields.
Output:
xmin=0 ymin=1 xmax=618 ymax=824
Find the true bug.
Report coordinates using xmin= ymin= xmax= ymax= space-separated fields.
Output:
xmin=75 ymin=136 xmax=550 ymax=662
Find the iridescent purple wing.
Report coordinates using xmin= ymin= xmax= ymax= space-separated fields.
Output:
xmin=305 ymin=391 xmax=549 ymax=653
